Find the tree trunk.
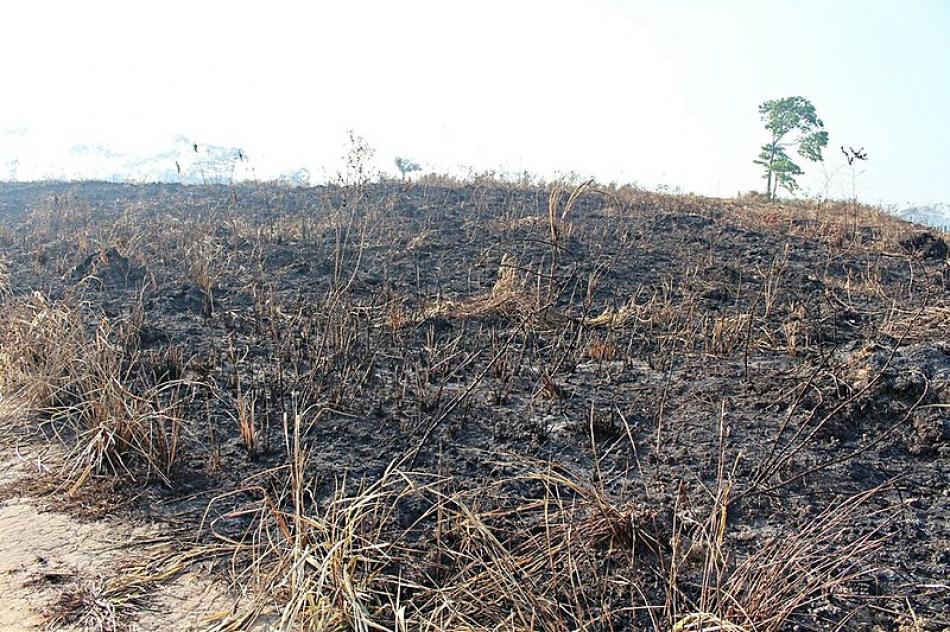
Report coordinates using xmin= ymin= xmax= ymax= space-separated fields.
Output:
xmin=765 ymin=140 xmax=777 ymax=200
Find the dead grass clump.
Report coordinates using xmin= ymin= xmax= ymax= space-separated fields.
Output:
xmin=203 ymin=453 xmax=430 ymax=629
xmin=707 ymin=313 xmax=752 ymax=356
xmin=781 ymin=302 xmax=809 ymax=356
xmin=385 ymin=300 xmax=412 ymax=331
xmin=186 ymin=238 xmax=218 ymax=317
xmin=585 ymin=297 xmax=639 ymax=329
xmin=428 ymin=469 xmax=889 ymax=631
xmin=205 ymin=458 xmax=665 ymax=630
xmin=406 ymin=228 xmax=434 ymax=251
xmin=197 ymin=443 xmax=893 ymax=631
xmin=423 ymin=255 xmax=567 ymax=327
xmin=43 ymin=544 xmax=217 ymax=632
xmin=0 ymin=292 xmax=85 ymax=408
xmin=0 ymin=293 xmax=192 ymax=490
xmin=688 ymin=485 xmax=896 ymax=631
xmin=546 ymin=179 xmax=593 ymax=281
xmin=0 ymin=222 xmax=13 ymax=246
xmin=45 ymin=575 xmax=150 ymax=632
xmin=710 ymin=194 xmax=916 ymax=254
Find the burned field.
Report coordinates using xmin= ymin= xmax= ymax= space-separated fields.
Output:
xmin=0 ymin=179 xmax=947 ymax=630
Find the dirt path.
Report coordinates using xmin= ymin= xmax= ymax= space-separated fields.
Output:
xmin=0 ymin=429 xmax=234 ymax=631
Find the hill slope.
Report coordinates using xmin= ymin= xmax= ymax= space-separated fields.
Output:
xmin=0 ymin=181 xmax=947 ymax=630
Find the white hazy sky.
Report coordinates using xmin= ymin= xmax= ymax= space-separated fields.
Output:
xmin=1 ymin=0 xmax=948 ymax=205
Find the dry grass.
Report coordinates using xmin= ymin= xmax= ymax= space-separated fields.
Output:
xmin=585 ymin=297 xmax=639 ymax=329
xmin=43 ymin=543 xmax=222 ymax=632
xmin=683 ymin=485 xmax=896 ymax=631
xmin=203 ymin=414 xmax=426 ymax=631
xmin=707 ymin=313 xmax=753 ymax=357
xmin=0 ymin=179 xmax=937 ymax=629
xmin=193 ymin=438 xmax=894 ymax=631
xmin=186 ymin=238 xmax=217 ymax=317
xmin=0 ymin=293 xmax=193 ymax=490
xmin=419 ymin=255 xmax=568 ymax=328
xmin=45 ymin=577 xmax=149 ymax=632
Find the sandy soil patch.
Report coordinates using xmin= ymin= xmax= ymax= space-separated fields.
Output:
xmin=0 ymin=426 xmax=233 ymax=630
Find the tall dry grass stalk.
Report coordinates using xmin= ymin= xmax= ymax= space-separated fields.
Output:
xmin=546 ymin=179 xmax=593 ymax=288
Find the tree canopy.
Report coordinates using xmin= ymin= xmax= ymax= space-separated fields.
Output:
xmin=754 ymin=97 xmax=828 ymax=199
xmin=394 ymin=156 xmax=421 ymax=179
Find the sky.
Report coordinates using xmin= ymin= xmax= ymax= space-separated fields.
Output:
xmin=0 ymin=0 xmax=948 ymax=206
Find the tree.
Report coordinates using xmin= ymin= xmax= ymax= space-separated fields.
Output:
xmin=754 ymin=97 xmax=828 ymax=199
xmin=394 ymin=156 xmax=421 ymax=180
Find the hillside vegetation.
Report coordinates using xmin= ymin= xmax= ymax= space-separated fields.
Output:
xmin=0 ymin=179 xmax=947 ymax=630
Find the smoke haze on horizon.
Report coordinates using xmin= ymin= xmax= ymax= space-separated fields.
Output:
xmin=1 ymin=1 xmax=948 ymax=208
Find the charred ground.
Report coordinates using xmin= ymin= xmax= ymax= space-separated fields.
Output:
xmin=0 ymin=179 xmax=947 ymax=630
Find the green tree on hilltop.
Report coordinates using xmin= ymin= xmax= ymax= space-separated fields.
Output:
xmin=394 ymin=156 xmax=421 ymax=181
xmin=754 ymin=97 xmax=828 ymax=199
